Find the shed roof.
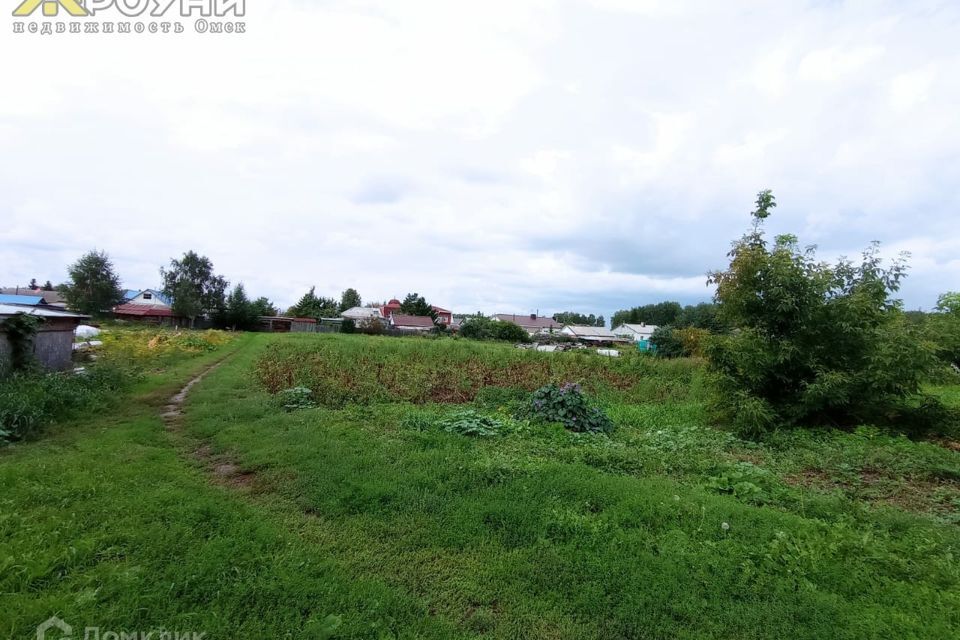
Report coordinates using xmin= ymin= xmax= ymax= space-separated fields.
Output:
xmin=391 ymin=314 xmax=435 ymax=328
xmin=0 ymin=303 xmax=88 ymax=319
xmin=562 ymin=325 xmax=619 ymax=339
xmin=615 ymin=323 xmax=659 ymax=334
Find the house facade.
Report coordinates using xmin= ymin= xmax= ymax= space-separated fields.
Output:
xmin=612 ymin=323 xmax=659 ymax=351
xmin=389 ymin=314 xmax=435 ymax=332
xmin=113 ymin=289 xmax=184 ymax=325
xmin=380 ymin=299 xmax=452 ymax=325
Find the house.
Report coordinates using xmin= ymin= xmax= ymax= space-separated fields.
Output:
xmin=0 ymin=303 xmax=89 ymax=371
xmin=112 ymin=289 xmax=185 ymax=325
xmin=258 ymin=316 xmax=318 ymax=333
xmin=380 ymin=299 xmax=452 ymax=325
xmin=493 ymin=314 xmax=562 ymax=336
xmin=612 ymin=323 xmax=659 ymax=351
xmin=389 ymin=314 xmax=436 ymax=332
xmin=123 ymin=289 xmax=172 ymax=306
xmin=560 ymin=325 xmax=624 ymax=344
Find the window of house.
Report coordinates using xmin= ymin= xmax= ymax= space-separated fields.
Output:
xmin=143 ymin=293 xmax=153 ymax=300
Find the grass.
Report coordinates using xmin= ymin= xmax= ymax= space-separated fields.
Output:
xmin=2 ymin=332 xmax=960 ymax=638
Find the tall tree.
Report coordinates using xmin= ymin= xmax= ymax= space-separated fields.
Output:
xmin=553 ymin=311 xmax=601 ymax=326
xmin=399 ymin=293 xmax=436 ymax=320
xmin=222 ymin=283 xmax=258 ymax=331
xmin=160 ymin=251 xmax=228 ymax=328
xmin=42 ymin=280 xmax=54 ymax=291
xmin=28 ymin=278 xmax=38 ymax=290
xmin=61 ymin=250 xmax=124 ymax=317
xmin=339 ymin=288 xmax=362 ymax=312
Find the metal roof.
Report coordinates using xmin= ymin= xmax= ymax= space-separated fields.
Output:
xmin=390 ymin=314 xmax=435 ymax=328
xmin=113 ymin=303 xmax=179 ymax=317
xmin=562 ymin=325 xmax=619 ymax=339
xmin=0 ymin=303 xmax=88 ymax=319
xmin=0 ymin=294 xmax=46 ymax=305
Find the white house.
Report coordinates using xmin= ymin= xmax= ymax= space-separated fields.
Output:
xmin=612 ymin=323 xmax=658 ymax=343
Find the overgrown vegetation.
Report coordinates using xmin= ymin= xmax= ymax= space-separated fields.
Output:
xmin=253 ymin=334 xmax=698 ymax=406
xmin=458 ymin=316 xmax=531 ymax=343
xmin=0 ymin=312 xmax=42 ymax=372
xmin=526 ymin=382 xmax=614 ymax=433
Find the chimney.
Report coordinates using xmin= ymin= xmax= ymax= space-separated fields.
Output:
xmin=530 ymin=313 xmax=537 ymax=320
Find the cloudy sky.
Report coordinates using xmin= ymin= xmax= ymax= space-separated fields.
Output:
xmin=2 ymin=0 xmax=958 ymax=319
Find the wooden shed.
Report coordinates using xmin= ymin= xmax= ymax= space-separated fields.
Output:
xmin=0 ymin=303 xmax=89 ymax=371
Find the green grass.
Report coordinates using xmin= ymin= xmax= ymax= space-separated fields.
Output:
xmin=2 ymin=333 xmax=960 ymax=638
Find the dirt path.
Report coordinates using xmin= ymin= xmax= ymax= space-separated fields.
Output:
xmin=162 ymin=357 xmax=255 ymax=489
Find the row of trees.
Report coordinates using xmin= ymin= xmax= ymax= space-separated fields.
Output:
xmin=552 ymin=311 xmax=605 ymax=327
xmin=610 ymin=301 xmax=726 ymax=332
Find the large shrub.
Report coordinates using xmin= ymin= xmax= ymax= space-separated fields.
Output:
xmin=459 ymin=317 xmax=530 ymax=343
xmin=707 ymin=191 xmax=939 ymax=436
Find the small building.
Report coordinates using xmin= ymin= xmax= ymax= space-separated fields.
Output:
xmin=389 ymin=314 xmax=436 ymax=332
xmin=113 ymin=303 xmax=186 ymax=326
xmin=612 ymin=323 xmax=659 ymax=351
xmin=258 ymin=316 xmax=318 ymax=333
xmin=431 ymin=306 xmax=453 ymax=326
xmin=493 ymin=313 xmax=562 ymax=336
xmin=1 ymin=287 xmax=67 ymax=308
xmin=0 ymin=303 xmax=89 ymax=371
xmin=560 ymin=325 xmax=624 ymax=344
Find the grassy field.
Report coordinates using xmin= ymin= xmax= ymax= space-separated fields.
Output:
xmin=3 ymin=332 xmax=960 ymax=638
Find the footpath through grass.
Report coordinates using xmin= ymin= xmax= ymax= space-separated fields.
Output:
xmin=3 ymin=333 xmax=960 ymax=639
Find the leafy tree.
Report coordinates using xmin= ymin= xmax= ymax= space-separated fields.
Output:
xmin=28 ymin=278 xmax=37 ymax=290
xmin=650 ymin=326 xmax=684 ymax=358
xmin=42 ymin=280 xmax=54 ymax=291
xmin=926 ymin=292 xmax=960 ymax=366
xmin=160 ymin=251 xmax=228 ymax=328
xmin=706 ymin=191 xmax=938 ymax=436
xmin=288 ymin=286 xmax=338 ymax=320
xmin=399 ymin=293 xmax=436 ymax=320
xmin=61 ymin=250 xmax=124 ymax=317
xmin=340 ymin=318 xmax=356 ymax=334
xmin=936 ymin=292 xmax=960 ymax=314
xmin=339 ymin=288 xmax=362 ymax=313
xmin=250 ymin=297 xmax=278 ymax=318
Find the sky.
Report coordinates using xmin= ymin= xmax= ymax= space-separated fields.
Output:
xmin=2 ymin=0 xmax=958 ymax=320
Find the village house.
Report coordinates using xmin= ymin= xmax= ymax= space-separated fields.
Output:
xmin=113 ymin=289 xmax=186 ymax=325
xmin=341 ymin=306 xmax=383 ymax=323
xmin=1 ymin=287 xmax=67 ymax=308
xmin=493 ymin=313 xmax=562 ymax=336
xmin=612 ymin=323 xmax=659 ymax=350
xmin=0 ymin=303 xmax=89 ymax=371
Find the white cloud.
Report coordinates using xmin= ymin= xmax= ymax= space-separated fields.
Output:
xmin=2 ymin=0 xmax=959 ymax=320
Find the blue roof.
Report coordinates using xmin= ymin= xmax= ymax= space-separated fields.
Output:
xmin=123 ymin=289 xmax=172 ymax=305
xmin=0 ymin=294 xmax=45 ymax=305
xmin=122 ymin=289 xmax=140 ymax=301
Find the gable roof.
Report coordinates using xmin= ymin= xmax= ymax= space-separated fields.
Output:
xmin=614 ymin=323 xmax=658 ymax=335
xmin=493 ymin=314 xmax=561 ymax=330
xmin=390 ymin=314 xmax=435 ymax=328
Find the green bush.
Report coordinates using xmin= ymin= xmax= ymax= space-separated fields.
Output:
xmin=527 ymin=383 xmax=613 ymax=434
xmin=707 ymin=191 xmax=940 ymax=436
xmin=459 ymin=317 xmax=531 ymax=343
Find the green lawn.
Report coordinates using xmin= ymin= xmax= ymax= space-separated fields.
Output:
xmin=3 ymin=333 xmax=959 ymax=639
